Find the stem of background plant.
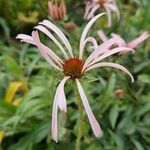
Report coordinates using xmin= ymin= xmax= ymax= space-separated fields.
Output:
xmin=74 ymin=83 xmax=83 ymax=150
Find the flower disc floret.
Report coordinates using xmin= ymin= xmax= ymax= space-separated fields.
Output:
xmin=63 ymin=58 xmax=84 ymax=79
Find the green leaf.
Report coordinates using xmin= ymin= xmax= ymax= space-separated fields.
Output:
xmin=109 ymin=105 xmax=119 ymax=129
xmin=138 ymin=74 xmax=150 ymax=84
xmin=131 ymin=139 xmax=144 ymax=150
xmin=4 ymin=56 xmax=23 ymax=79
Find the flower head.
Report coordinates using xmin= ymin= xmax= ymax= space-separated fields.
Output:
xmin=98 ymin=30 xmax=150 ymax=55
xmin=48 ymin=0 xmax=66 ymax=21
xmin=16 ymin=13 xmax=134 ymax=142
xmin=84 ymin=0 xmax=120 ymax=27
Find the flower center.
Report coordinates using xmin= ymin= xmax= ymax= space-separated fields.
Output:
xmin=63 ymin=58 xmax=84 ymax=79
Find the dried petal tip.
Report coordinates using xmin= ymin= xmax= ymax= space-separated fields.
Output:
xmin=63 ymin=58 xmax=84 ymax=79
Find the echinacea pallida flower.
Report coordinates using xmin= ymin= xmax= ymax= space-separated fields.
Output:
xmin=84 ymin=0 xmax=120 ymax=27
xmin=98 ymin=30 xmax=150 ymax=54
xmin=16 ymin=13 xmax=134 ymax=142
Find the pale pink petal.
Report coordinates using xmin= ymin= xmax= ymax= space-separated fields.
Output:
xmin=39 ymin=20 xmax=73 ymax=57
xmin=16 ymin=34 xmax=35 ymax=45
xmin=52 ymin=77 xmax=69 ymax=142
xmin=105 ymin=7 xmax=112 ymax=27
xmin=83 ymin=37 xmax=98 ymax=51
xmin=32 ymin=31 xmax=62 ymax=70
xmin=127 ymin=32 xmax=150 ymax=49
xmin=76 ymin=79 xmax=102 ymax=137
xmin=111 ymin=33 xmax=126 ymax=47
xmin=34 ymin=25 xmax=68 ymax=59
xmin=88 ymin=47 xmax=135 ymax=66
xmin=98 ymin=30 xmax=108 ymax=42
xmin=85 ymin=62 xmax=134 ymax=82
xmin=84 ymin=38 xmax=118 ymax=69
xmin=79 ymin=13 xmax=105 ymax=59
xmin=84 ymin=2 xmax=95 ymax=19
xmin=48 ymin=1 xmax=54 ymax=17
xmin=104 ymin=3 xmax=120 ymax=20
xmin=87 ymin=5 xmax=100 ymax=20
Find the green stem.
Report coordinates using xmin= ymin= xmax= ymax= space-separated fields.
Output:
xmin=74 ymin=85 xmax=83 ymax=150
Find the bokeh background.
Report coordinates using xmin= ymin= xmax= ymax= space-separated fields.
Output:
xmin=0 ymin=0 xmax=150 ymax=149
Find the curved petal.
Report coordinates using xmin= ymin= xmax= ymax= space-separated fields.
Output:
xmin=32 ymin=31 xmax=62 ymax=70
xmin=51 ymin=77 xmax=69 ymax=142
xmin=85 ymin=62 xmax=134 ymax=82
xmin=84 ymin=38 xmax=118 ymax=70
xmin=127 ymin=32 xmax=150 ymax=49
xmin=88 ymin=47 xmax=135 ymax=66
xmin=104 ymin=3 xmax=120 ymax=20
xmin=105 ymin=7 xmax=112 ymax=27
xmin=16 ymin=34 xmax=35 ymax=45
xmin=98 ymin=30 xmax=108 ymax=42
xmin=111 ymin=33 xmax=126 ymax=47
xmin=82 ymin=37 xmax=98 ymax=51
xmin=39 ymin=20 xmax=73 ymax=57
xmin=79 ymin=13 xmax=105 ymax=59
xmin=76 ymin=79 xmax=102 ymax=137
xmin=84 ymin=2 xmax=95 ymax=19
xmin=34 ymin=25 xmax=68 ymax=59
xmin=87 ymin=5 xmax=100 ymax=20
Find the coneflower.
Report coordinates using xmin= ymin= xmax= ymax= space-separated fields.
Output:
xmin=84 ymin=0 xmax=120 ymax=27
xmin=16 ymin=13 xmax=134 ymax=142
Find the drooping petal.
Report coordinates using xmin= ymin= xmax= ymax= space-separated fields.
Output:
xmin=76 ymin=79 xmax=102 ymax=137
xmin=98 ymin=30 xmax=108 ymax=42
xmin=111 ymin=33 xmax=126 ymax=47
xmin=105 ymin=7 xmax=112 ymax=27
xmin=34 ymin=25 xmax=68 ymax=59
xmin=51 ymin=77 xmax=69 ymax=142
xmin=104 ymin=3 xmax=120 ymax=20
xmin=32 ymin=31 xmax=62 ymax=70
xmin=16 ymin=34 xmax=35 ymax=45
xmin=84 ymin=2 xmax=95 ymax=19
xmin=79 ymin=13 xmax=105 ymax=59
xmin=87 ymin=5 xmax=100 ymax=20
xmin=127 ymin=32 xmax=150 ymax=49
xmin=85 ymin=62 xmax=134 ymax=82
xmin=89 ymin=47 xmax=134 ymax=66
xmin=84 ymin=38 xmax=118 ymax=70
xmin=39 ymin=20 xmax=73 ymax=57
xmin=82 ymin=37 xmax=98 ymax=51
xmin=48 ymin=1 xmax=54 ymax=18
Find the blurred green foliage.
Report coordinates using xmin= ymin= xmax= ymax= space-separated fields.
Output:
xmin=0 ymin=0 xmax=150 ymax=149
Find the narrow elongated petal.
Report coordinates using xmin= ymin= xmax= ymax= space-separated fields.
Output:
xmin=52 ymin=77 xmax=69 ymax=142
xmin=76 ymin=79 xmax=102 ymax=137
xmin=83 ymin=37 xmax=98 ymax=50
xmin=84 ymin=38 xmax=118 ymax=69
xmin=16 ymin=34 xmax=35 ymax=45
xmin=84 ymin=2 xmax=95 ymax=19
xmin=87 ymin=5 xmax=100 ymax=20
xmin=32 ymin=31 xmax=62 ymax=70
xmin=127 ymin=32 xmax=150 ymax=49
xmin=79 ymin=13 xmax=105 ymax=59
xmin=111 ymin=33 xmax=126 ymax=47
xmin=89 ymin=47 xmax=134 ymax=66
xmin=105 ymin=7 xmax=112 ymax=27
xmin=34 ymin=25 xmax=68 ymax=59
xmin=104 ymin=3 xmax=120 ymax=20
xmin=85 ymin=62 xmax=134 ymax=82
xmin=98 ymin=31 xmax=108 ymax=42
xmin=39 ymin=20 xmax=73 ymax=57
